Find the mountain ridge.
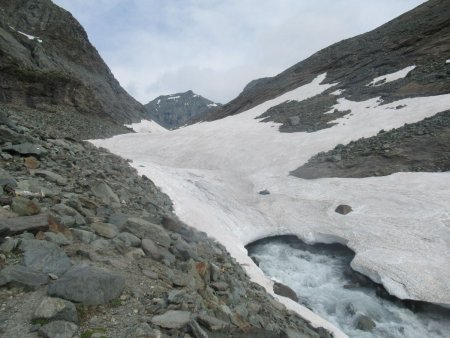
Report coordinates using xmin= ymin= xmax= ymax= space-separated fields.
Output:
xmin=144 ymin=90 xmax=221 ymax=129
xmin=0 ymin=0 xmax=147 ymax=138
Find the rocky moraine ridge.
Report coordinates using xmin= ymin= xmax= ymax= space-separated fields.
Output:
xmin=0 ymin=107 xmax=328 ymax=338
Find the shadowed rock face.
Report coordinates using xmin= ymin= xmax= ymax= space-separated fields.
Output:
xmin=0 ymin=0 xmax=147 ymax=137
xmin=205 ymin=0 xmax=450 ymax=122
xmin=145 ymin=90 xmax=221 ymax=129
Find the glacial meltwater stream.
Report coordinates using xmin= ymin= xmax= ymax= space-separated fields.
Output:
xmin=247 ymin=236 xmax=450 ymax=338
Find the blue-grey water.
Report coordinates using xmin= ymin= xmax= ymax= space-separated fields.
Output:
xmin=248 ymin=237 xmax=450 ymax=338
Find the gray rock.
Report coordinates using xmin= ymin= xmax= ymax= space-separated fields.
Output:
xmin=258 ymin=189 xmax=270 ymax=195
xmin=11 ymin=196 xmax=41 ymax=216
xmin=167 ymin=289 xmax=188 ymax=304
xmin=34 ymin=170 xmax=67 ymax=186
xmin=44 ymin=232 xmax=72 ymax=246
xmin=0 ymin=237 xmax=18 ymax=253
xmin=354 ymin=314 xmax=376 ymax=331
xmin=90 ymin=222 xmax=119 ymax=239
xmin=273 ymin=282 xmax=299 ymax=302
xmin=211 ymin=282 xmax=229 ymax=291
xmin=0 ymin=168 xmax=17 ymax=188
xmin=197 ymin=313 xmax=229 ymax=331
xmin=0 ymin=126 xmax=33 ymax=144
xmin=173 ymin=239 xmax=197 ymax=260
xmin=188 ymin=319 xmax=209 ymax=338
xmin=141 ymin=238 xmax=162 ymax=260
xmin=33 ymin=297 xmax=78 ymax=323
xmin=71 ymin=229 xmax=97 ymax=244
xmin=0 ymin=265 xmax=48 ymax=288
xmin=151 ymin=310 xmax=192 ymax=329
xmin=126 ymin=217 xmax=171 ymax=248
xmin=3 ymin=143 xmax=47 ymax=157
xmin=131 ymin=322 xmax=161 ymax=338
xmin=91 ymin=181 xmax=120 ymax=205
xmin=38 ymin=320 xmax=78 ymax=338
xmin=47 ymin=265 xmax=125 ymax=305
xmin=20 ymin=239 xmax=71 ymax=275
xmin=113 ymin=232 xmax=141 ymax=247
xmin=91 ymin=238 xmax=111 ymax=250
xmin=335 ymin=204 xmax=353 ymax=215
xmin=51 ymin=204 xmax=86 ymax=227
xmin=108 ymin=212 xmax=129 ymax=227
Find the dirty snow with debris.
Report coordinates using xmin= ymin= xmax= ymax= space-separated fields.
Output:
xmin=124 ymin=119 xmax=167 ymax=134
xmin=94 ymin=73 xmax=450 ymax=337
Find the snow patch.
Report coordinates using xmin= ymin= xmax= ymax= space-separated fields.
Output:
xmin=367 ymin=65 xmax=416 ymax=86
xmin=167 ymin=95 xmax=180 ymax=100
xmin=207 ymin=103 xmax=218 ymax=107
xmin=331 ymin=89 xmax=345 ymax=96
xmin=446 ymin=59 xmax=450 ymax=64
xmin=9 ymin=26 xmax=42 ymax=43
xmin=124 ymin=119 xmax=167 ymax=134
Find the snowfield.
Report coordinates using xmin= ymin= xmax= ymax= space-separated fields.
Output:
xmin=93 ymin=74 xmax=450 ymax=336
xmin=367 ymin=65 xmax=416 ymax=86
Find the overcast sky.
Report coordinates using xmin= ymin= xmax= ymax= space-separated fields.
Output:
xmin=53 ymin=0 xmax=425 ymax=104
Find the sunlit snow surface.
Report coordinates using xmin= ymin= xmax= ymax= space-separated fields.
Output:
xmin=93 ymin=74 xmax=450 ymax=336
xmin=367 ymin=65 xmax=416 ymax=86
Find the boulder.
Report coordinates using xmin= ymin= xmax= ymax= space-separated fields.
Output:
xmin=33 ymin=297 xmax=78 ymax=323
xmin=91 ymin=181 xmax=120 ymax=205
xmin=90 ymin=222 xmax=119 ymax=239
xmin=38 ymin=320 xmax=78 ymax=338
xmin=273 ymin=282 xmax=299 ymax=302
xmin=3 ymin=143 xmax=47 ymax=157
xmin=20 ymin=239 xmax=71 ymax=276
xmin=113 ymin=232 xmax=141 ymax=247
xmin=335 ymin=204 xmax=353 ymax=215
xmin=0 ymin=265 xmax=48 ymax=288
xmin=47 ymin=266 xmax=125 ymax=305
xmin=11 ymin=197 xmax=41 ymax=216
xmin=354 ymin=314 xmax=376 ymax=331
xmin=151 ymin=310 xmax=192 ymax=329
xmin=34 ymin=170 xmax=67 ymax=186
xmin=126 ymin=217 xmax=171 ymax=248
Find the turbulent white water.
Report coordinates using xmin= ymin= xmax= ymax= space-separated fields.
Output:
xmin=249 ymin=238 xmax=450 ymax=338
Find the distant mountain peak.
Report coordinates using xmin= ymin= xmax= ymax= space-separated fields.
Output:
xmin=144 ymin=91 xmax=221 ymax=129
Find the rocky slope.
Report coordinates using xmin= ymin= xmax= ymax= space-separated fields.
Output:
xmin=0 ymin=108 xmax=328 ymax=337
xmin=0 ymin=0 xmax=147 ymax=139
xmin=145 ymin=91 xmax=221 ymax=129
xmin=202 ymin=0 xmax=450 ymax=178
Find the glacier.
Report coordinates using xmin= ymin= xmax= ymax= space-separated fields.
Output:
xmin=93 ymin=74 xmax=450 ymax=336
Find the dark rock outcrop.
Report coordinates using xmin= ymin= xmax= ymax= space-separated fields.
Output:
xmin=0 ymin=0 xmax=147 ymax=138
xmin=145 ymin=90 xmax=221 ymax=129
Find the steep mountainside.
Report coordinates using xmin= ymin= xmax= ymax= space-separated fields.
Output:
xmin=208 ymin=0 xmax=449 ymax=121
xmin=205 ymin=0 xmax=450 ymax=178
xmin=0 ymin=0 xmax=147 ymax=138
xmin=145 ymin=91 xmax=221 ymax=129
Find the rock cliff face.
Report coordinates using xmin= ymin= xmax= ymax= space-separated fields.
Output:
xmin=145 ymin=91 xmax=221 ymax=129
xmin=0 ymin=0 xmax=147 ymax=138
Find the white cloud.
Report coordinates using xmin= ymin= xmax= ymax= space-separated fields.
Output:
xmin=53 ymin=0 xmax=425 ymax=103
